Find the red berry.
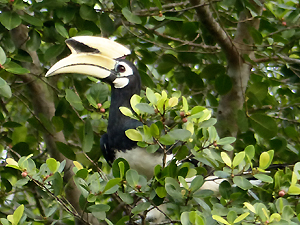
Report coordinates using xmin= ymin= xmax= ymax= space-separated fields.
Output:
xmin=136 ymin=184 xmax=142 ymax=190
xmin=21 ymin=171 xmax=28 ymax=178
xmin=282 ymin=21 xmax=287 ymax=26
xmin=100 ymin=108 xmax=105 ymax=113
xmin=180 ymin=111 xmax=185 ymax=118
xmin=278 ymin=190 xmax=285 ymax=197
xmin=97 ymin=103 xmax=102 ymax=108
xmin=182 ymin=118 xmax=188 ymax=123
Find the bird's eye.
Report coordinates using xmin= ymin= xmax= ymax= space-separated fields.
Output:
xmin=116 ymin=64 xmax=126 ymax=73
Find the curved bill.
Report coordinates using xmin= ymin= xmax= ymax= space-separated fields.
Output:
xmin=45 ymin=53 xmax=115 ymax=78
xmin=46 ymin=36 xmax=131 ymax=78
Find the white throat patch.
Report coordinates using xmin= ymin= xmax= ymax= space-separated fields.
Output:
xmin=113 ymin=77 xmax=129 ymax=88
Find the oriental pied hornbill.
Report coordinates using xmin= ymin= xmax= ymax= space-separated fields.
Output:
xmin=46 ymin=36 xmax=163 ymax=179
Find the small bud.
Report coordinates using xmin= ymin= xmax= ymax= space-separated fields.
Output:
xmin=21 ymin=171 xmax=28 ymax=178
xmin=278 ymin=190 xmax=285 ymax=197
xmin=282 ymin=21 xmax=287 ymax=26
xmin=213 ymin=141 xmax=218 ymax=147
xmin=182 ymin=118 xmax=188 ymax=123
xmin=135 ymin=184 xmax=142 ymax=190
xmin=158 ymin=11 xmax=163 ymax=17
xmin=100 ymin=108 xmax=105 ymax=113
xmin=97 ymin=103 xmax=102 ymax=108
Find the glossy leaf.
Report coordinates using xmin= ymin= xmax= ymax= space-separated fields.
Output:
xmin=122 ymin=7 xmax=142 ymax=24
xmin=65 ymin=89 xmax=84 ymax=111
xmin=250 ymin=114 xmax=277 ymax=139
xmin=82 ymin=118 xmax=94 ymax=152
xmin=125 ymin=129 xmax=143 ymax=142
xmin=0 ymin=11 xmax=22 ymax=30
xmin=0 ymin=77 xmax=12 ymax=98
xmin=233 ymin=176 xmax=253 ymax=190
xmin=0 ymin=46 xmax=6 ymax=64
xmin=221 ymin=152 xmax=232 ymax=168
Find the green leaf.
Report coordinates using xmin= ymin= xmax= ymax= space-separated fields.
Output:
xmin=155 ymin=186 xmax=167 ymax=198
xmin=179 ymin=176 xmax=189 ymax=189
xmin=165 ymin=177 xmax=183 ymax=201
xmin=245 ymin=145 xmax=255 ymax=160
xmin=122 ymin=7 xmax=142 ymax=24
xmin=221 ymin=152 xmax=232 ymax=168
xmin=259 ymin=150 xmax=274 ymax=170
xmin=131 ymin=202 xmax=151 ymax=215
xmin=99 ymin=13 xmax=115 ymax=35
xmin=0 ymin=77 xmax=12 ymax=98
xmin=13 ymin=204 xmax=24 ymax=225
xmin=125 ymin=129 xmax=143 ymax=142
xmin=0 ymin=46 xmax=6 ymax=65
xmin=215 ymin=74 xmax=232 ymax=95
xmin=190 ymin=175 xmax=204 ymax=192
xmin=82 ymin=118 xmax=94 ymax=152
xmin=44 ymin=44 xmax=65 ymax=61
xmin=248 ymin=82 xmax=268 ymax=101
xmin=5 ymin=67 xmax=30 ymax=75
xmin=135 ymin=103 xmax=155 ymax=114
xmin=249 ymin=27 xmax=263 ymax=45
xmin=12 ymin=126 xmax=27 ymax=145
xmin=253 ymin=174 xmax=273 ymax=183
xmin=130 ymin=94 xmax=142 ymax=114
xmin=201 ymin=64 xmax=225 ymax=79
xmin=56 ymin=142 xmax=76 ymax=161
xmin=217 ymin=137 xmax=236 ymax=145
xmin=212 ymin=215 xmax=229 ymax=225
xmin=227 ymin=210 xmax=237 ymax=224
xmin=0 ymin=11 xmax=22 ymax=30
xmin=46 ymin=158 xmax=58 ymax=173
xmin=88 ymin=204 xmax=110 ymax=212
xmin=250 ymin=114 xmax=277 ymax=139
xmin=288 ymin=185 xmax=300 ymax=195
xmin=20 ymin=13 xmax=43 ymax=27
xmin=26 ymin=30 xmax=41 ymax=52
xmin=168 ymin=97 xmax=178 ymax=107
xmin=159 ymin=134 xmax=175 ymax=145
xmin=146 ymin=144 xmax=159 ymax=153
xmin=117 ymin=190 xmax=134 ymax=204
xmin=126 ymin=169 xmax=139 ymax=188
xmin=65 ymin=89 xmax=84 ymax=111
xmin=232 ymin=151 xmax=245 ymax=168
xmin=168 ymin=129 xmax=191 ymax=141
xmin=233 ymin=212 xmax=250 ymax=223
xmin=55 ymin=22 xmax=69 ymax=38
xmin=80 ymin=5 xmax=98 ymax=21
xmin=0 ymin=218 xmax=10 ymax=225
xmin=53 ymin=172 xmax=63 ymax=195
xmin=233 ymin=176 xmax=253 ymax=190
xmin=146 ymin=87 xmax=157 ymax=104
xmin=104 ymin=178 xmax=122 ymax=192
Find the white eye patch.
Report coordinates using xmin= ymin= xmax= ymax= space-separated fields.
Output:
xmin=113 ymin=77 xmax=129 ymax=88
xmin=115 ymin=61 xmax=133 ymax=77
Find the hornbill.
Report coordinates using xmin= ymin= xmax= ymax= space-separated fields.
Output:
xmin=46 ymin=36 xmax=164 ymax=179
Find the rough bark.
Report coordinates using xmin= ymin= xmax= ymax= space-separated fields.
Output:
xmin=190 ymin=0 xmax=263 ymax=139
xmin=10 ymin=25 xmax=100 ymax=225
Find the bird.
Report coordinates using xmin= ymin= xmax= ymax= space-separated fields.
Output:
xmin=46 ymin=36 xmax=165 ymax=179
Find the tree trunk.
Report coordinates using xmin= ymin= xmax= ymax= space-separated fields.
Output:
xmin=190 ymin=0 xmax=263 ymax=140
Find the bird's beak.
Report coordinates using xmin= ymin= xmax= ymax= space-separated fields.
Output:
xmin=45 ymin=36 xmax=131 ymax=79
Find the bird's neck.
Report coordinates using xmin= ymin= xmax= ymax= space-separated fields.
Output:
xmin=108 ymin=85 xmax=141 ymax=131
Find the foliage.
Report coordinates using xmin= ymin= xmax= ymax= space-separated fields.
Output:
xmin=0 ymin=0 xmax=300 ymax=225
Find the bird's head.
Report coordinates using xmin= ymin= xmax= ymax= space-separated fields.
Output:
xmin=45 ymin=36 xmax=139 ymax=89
